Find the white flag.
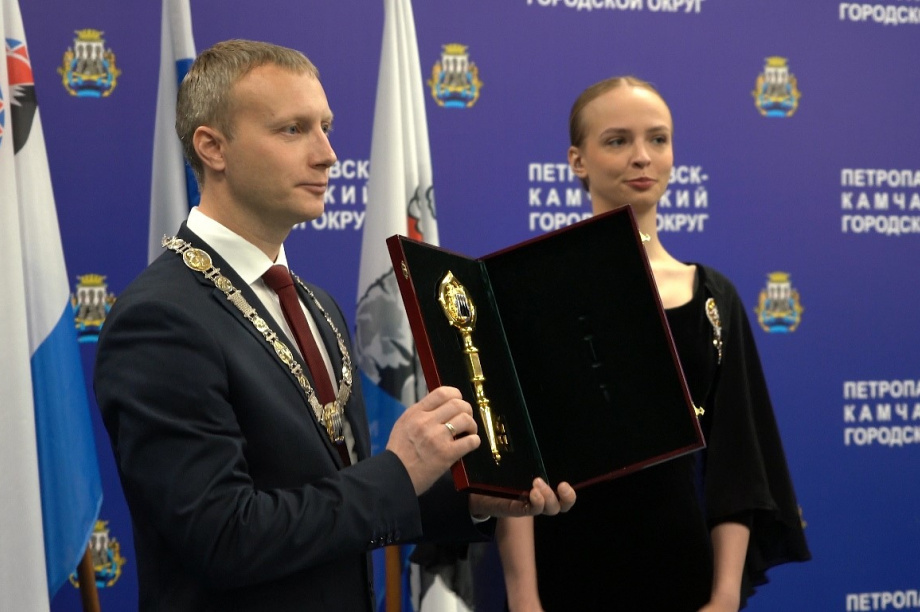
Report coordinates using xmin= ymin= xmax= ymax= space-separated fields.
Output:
xmin=0 ymin=0 xmax=102 ymax=608
xmin=356 ymin=1 xmax=472 ymax=610
xmin=355 ymin=0 xmax=454 ymax=610
xmin=356 ymin=0 xmax=438 ymax=458
xmin=148 ymin=0 xmax=197 ymax=263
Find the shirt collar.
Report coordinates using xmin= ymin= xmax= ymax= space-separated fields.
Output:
xmin=186 ymin=207 xmax=290 ymax=286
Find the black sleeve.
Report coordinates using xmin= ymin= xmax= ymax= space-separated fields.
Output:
xmin=700 ymin=269 xmax=811 ymax=594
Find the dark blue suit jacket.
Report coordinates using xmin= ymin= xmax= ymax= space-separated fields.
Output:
xmin=95 ymin=225 xmax=484 ymax=611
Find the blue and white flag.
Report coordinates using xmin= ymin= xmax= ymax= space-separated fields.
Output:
xmin=355 ymin=1 xmax=471 ymax=611
xmin=0 ymin=0 xmax=103 ymax=608
xmin=149 ymin=0 xmax=197 ymax=263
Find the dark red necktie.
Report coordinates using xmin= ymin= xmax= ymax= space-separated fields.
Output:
xmin=262 ymin=265 xmax=350 ymax=465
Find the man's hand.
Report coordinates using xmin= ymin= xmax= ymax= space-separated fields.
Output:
xmin=386 ymin=386 xmax=480 ymax=495
xmin=470 ymin=478 xmax=576 ymax=518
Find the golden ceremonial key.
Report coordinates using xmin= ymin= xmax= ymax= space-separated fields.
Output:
xmin=438 ymin=271 xmax=506 ymax=464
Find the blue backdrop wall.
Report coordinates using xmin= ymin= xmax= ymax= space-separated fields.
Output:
xmin=17 ymin=1 xmax=919 ymax=610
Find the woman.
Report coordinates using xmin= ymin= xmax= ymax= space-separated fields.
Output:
xmin=496 ymin=77 xmax=810 ymax=611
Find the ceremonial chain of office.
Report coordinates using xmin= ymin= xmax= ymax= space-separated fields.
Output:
xmin=162 ymin=236 xmax=353 ymax=444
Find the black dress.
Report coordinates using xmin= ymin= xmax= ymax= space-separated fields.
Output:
xmin=533 ymin=265 xmax=810 ymax=611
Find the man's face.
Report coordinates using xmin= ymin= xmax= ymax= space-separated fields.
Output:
xmin=219 ymin=64 xmax=336 ymax=235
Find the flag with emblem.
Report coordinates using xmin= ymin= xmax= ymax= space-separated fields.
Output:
xmin=149 ymin=0 xmax=198 ymax=263
xmin=356 ymin=1 xmax=473 ymax=610
xmin=0 ymin=0 xmax=103 ymax=609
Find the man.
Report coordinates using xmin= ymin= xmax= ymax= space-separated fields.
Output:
xmin=95 ymin=39 xmax=574 ymax=611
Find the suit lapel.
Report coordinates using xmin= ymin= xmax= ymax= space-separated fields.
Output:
xmin=297 ymin=282 xmax=361 ymax=464
xmin=298 ymin=284 xmax=343 ymax=392
xmin=297 ymin=280 xmax=370 ymax=461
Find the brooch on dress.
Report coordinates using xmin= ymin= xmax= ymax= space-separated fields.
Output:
xmin=705 ymin=297 xmax=723 ymax=365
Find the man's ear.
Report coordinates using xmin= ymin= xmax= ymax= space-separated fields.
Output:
xmin=568 ymin=145 xmax=587 ymax=178
xmin=193 ymin=126 xmax=227 ymax=174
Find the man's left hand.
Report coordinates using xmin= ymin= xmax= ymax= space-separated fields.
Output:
xmin=469 ymin=478 xmax=576 ymax=518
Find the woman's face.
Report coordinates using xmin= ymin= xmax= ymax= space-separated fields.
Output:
xmin=569 ymin=85 xmax=674 ymax=215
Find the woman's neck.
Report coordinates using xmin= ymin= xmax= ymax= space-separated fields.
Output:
xmin=593 ymin=200 xmax=670 ymax=263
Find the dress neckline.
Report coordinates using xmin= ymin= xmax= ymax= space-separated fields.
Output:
xmin=664 ymin=265 xmax=700 ymax=313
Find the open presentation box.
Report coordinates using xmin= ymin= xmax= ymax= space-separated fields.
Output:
xmin=386 ymin=207 xmax=704 ymax=498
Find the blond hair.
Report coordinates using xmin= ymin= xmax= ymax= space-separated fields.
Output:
xmin=176 ymin=40 xmax=319 ymax=185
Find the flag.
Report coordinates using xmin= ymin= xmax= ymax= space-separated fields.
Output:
xmin=149 ymin=0 xmax=197 ymax=263
xmin=355 ymin=0 xmax=437 ymax=477
xmin=355 ymin=1 xmax=472 ymax=611
xmin=0 ymin=0 xmax=103 ymax=609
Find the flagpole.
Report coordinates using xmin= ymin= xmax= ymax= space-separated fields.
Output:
xmin=76 ymin=548 xmax=101 ymax=612
xmin=385 ymin=546 xmax=401 ymax=612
